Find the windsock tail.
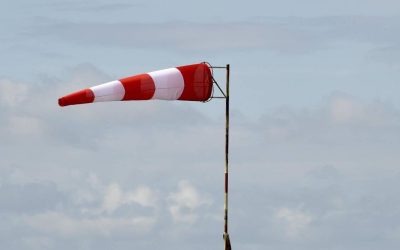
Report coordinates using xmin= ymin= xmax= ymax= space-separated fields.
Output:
xmin=58 ymin=89 xmax=94 ymax=107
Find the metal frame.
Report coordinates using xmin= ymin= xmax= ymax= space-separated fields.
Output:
xmin=208 ymin=64 xmax=231 ymax=250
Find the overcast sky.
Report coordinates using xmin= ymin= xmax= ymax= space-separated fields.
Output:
xmin=1 ymin=1 xmax=400 ymax=249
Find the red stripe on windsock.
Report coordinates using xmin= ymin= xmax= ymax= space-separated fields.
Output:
xmin=120 ymin=74 xmax=155 ymax=100
xmin=177 ymin=63 xmax=212 ymax=101
xmin=58 ymin=89 xmax=94 ymax=107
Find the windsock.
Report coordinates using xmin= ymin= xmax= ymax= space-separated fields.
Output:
xmin=58 ymin=63 xmax=213 ymax=107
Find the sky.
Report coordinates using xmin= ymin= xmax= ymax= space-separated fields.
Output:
xmin=1 ymin=0 xmax=400 ymax=249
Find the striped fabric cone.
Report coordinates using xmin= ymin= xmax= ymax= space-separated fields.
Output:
xmin=58 ymin=63 xmax=213 ymax=107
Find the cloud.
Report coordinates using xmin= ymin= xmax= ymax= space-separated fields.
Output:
xmin=126 ymin=186 xmax=158 ymax=207
xmin=1 ymin=63 xmax=400 ymax=249
xmin=101 ymin=183 xmax=123 ymax=213
xmin=0 ymin=79 xmax=29 ymax=107
xmin=23 ymin=212 xmax=156 ymax=237
xmin=167 ymin=180 xmax=212 ymax=224
xmin=46 ymin=2 xmax=138 ymax=12
xmin=26 ymin=16 xmax=400 ymax=54
xmin=7 ymin=115 xmax=45 ymax=136
xmin=100 ymin=183 xmax=158 ymax=213
xmin=0 ymin=182 xmax=65 ymax=214
xmin=275 ymin=207 xmax=313 ymax=238
xmin=257 ymin=93 xmax=400 ymax=148
xmin=367 ymin=45 xmax=400 ymax=68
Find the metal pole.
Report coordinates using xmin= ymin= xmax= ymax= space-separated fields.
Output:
xmin=224 ymin=64 xmax=231 ymax=250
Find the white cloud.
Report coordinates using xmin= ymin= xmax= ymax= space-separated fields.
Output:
xmin=23 ymin=212 xmax=156 ymax=237
xmin=167 ymin=180 xmax=212 ymax=224
xmin=329 ymin=96 xmax=364 ymax=123
xmin=327 ymin=94 xmax=396 ymax=126
xmin=0 ymin=79 xmax=28 ymax=107
xmin=101 ymin=183 xmax=123 ymax=213
xmin=101 ymin=183 xmax=158 ymax=214
xmin=126 ymin=186 xmax=158 ymax=207
xmin=7 ymin=115 xmax=44 ymax=136
xmin=275 ymin=207 xmax=313 ymax=238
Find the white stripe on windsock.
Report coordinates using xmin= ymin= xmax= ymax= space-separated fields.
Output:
xmin=90 ymin=80 xmax=125 ymax=102
xmin=148 ymin=68 xmax=184 ymax=100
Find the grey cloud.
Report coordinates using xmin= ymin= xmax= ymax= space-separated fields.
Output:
xmin=26 ymin=16 xmax=400 ymax=54
xmin=0 ymin=182 xmax=65 ymax=214
xmin=1 ymin=65 xmax=400 ymax=249
xmin=48 ymin=2 xmax=138 ymax=12
xmin=229 ymin=94 xmax=400 ymax=249
xmin=231 ymin=168 xmax=400 ymax=250
xmin=368 ymin=45 xmax=400 ymax=67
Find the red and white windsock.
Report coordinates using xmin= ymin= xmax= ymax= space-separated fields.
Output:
xmin=58 ymin=63 xmax=213 ymax=107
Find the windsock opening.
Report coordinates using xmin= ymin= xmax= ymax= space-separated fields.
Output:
xmin=58 ymin=89 xmax=95 ymax=107
xmin=177 ymin=63 xmax=213 ymax=102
